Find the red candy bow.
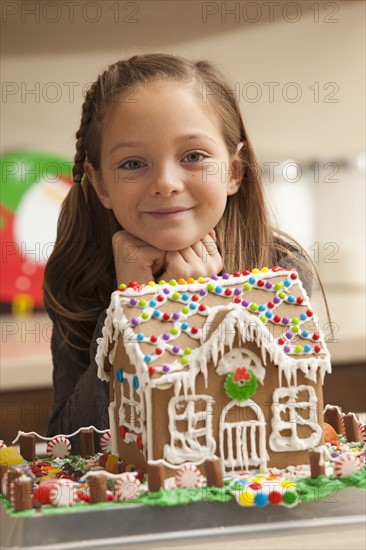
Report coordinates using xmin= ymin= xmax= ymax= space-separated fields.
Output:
xmin=234 ymin=367 xmax=251 ymax=382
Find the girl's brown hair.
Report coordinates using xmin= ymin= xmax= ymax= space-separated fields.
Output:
xmin=43 ymin=53 xmax=324 ymax=351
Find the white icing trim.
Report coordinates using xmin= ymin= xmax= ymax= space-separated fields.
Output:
xmin=269 ymin=385 xmax=322 ymax=452
xmin=219 ymin=399 xmax=267 ymax=472
xmin=108 ymin=401 xmax=119 ymax=456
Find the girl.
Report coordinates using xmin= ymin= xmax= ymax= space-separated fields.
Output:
xmin=43 ymin=53 xmax=318 ymax=447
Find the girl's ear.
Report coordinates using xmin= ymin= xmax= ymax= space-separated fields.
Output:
xmin=84 ymin=161 xmax=112 ymax=209
xmin=227 ymin=141 xmax=245 ymax=196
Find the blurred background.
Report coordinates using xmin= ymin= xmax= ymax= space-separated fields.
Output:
xmin=1 ymin=0 xmax=365 ymax=442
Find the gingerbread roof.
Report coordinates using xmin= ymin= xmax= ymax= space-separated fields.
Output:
xmin=96 ymin=267 xmax=331 ymax=392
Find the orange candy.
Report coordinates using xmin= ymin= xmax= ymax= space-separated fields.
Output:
xmin=323 ymin=422 xmax=339 ymax=443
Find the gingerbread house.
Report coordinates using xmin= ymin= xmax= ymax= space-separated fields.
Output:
xmin=95 ymin=267 xmax=332 ymax=474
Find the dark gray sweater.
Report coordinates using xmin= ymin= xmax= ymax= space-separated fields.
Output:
xmin=45 ymin=258 xmax=313 ymax=452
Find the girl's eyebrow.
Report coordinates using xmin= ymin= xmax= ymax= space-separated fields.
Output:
xmin=109 ymin=134 xmax=216 ymax=155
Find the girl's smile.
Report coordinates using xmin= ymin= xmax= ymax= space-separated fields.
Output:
xmin=87 ymin=81 xmax=243 ymax=251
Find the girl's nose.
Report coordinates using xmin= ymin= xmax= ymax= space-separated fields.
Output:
xmin=149 ymin=163 xmax=184 ymax=196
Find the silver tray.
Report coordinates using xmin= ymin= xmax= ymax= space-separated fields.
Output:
xmin=1 ymin=487 xmax=365 ymax=549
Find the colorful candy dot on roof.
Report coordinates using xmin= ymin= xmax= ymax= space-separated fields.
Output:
xmin=304 ymin=344 xmax=312 ymax=352
xmin=184 ymin=347 xmax=191 ymax=355
xmin=172 ymin=345 xmax=180 ymax=353
xmin=312 ymin=333 xmax=320 ymax=341
xmin=148 ymin=366 xmax=155 ymax=375
xmin=170 ymin=327 xmax=179 ymax=335
xmin=130 ymin=298 xmax=138 ymax=306
xmin=197 ymin=277 xmax=205 ymax=283
xmin=273 ymin=296 xmax=281 ymax=304
xmin=191 ymin=327 xmax=198 ymax=334
xmin=242 ymin=299 xmax=249 ymax=307
xmin=262 ymin=266 xmax=269 ymax=272
xmin=257 ymin=280 xmax=265 ymax=287
xmin=178 ymin=278 xmax=186 ymax=284
xmin=234 ymin=288 xmax=241 ymax=295
xmin=306 ymin=310 xmax=313 ymax=317
xmin=181 ymin=322 xmax=189 ymax=330
xmin=149 ymin=300 xmax=157 ymax=307
xmin=287 ymin=295 xmax=295 ymax=303
xmin=162 ymin=333 xmax=170 ymax=341
xmin=163 ymin=288 xmax=170 ymax=295
xmin=278 ymin=291 xmax=286 ymax=299
xmin=248 ymin=276 xmax=256 ymax=284
xmin=182 ymin=306 xmax=189 ymax=314
xmin=118 ymin=283 xmax=127 ymax=290
xmin=296 ymin=296 xmax=304 ymax=304
xmin=155 ymin=347 xmax=163 ymax=355
xmin=222 ymin=273 xmax=230 ymax=279
xmin=225 ymin=288 xmax=232 ymax=296
xmin=131 ymin=318 xmax=139 ymax=326
xmin=153 ymin=310 xmax=160 ymax=318
xmin=299 ymin=313 xmax=307 ymax=321
xmin=157 ymin=295 xmax=164 ymax=302
xmin=144 ymin=355 xmax=152 ymax=363
xmin=181 ymin=357 xmax=189 ymax=365
xmin=284 ymin=279 xmax=291 ymax=287
xmin=301 ymin=329 xmax=309 ymax=337
xmin=187 ymin=277 xmax=195 ymax=283
xmin=291 ymin=317 xmax=299 ymax=325
xmin=265 ymin=281 xmax=273 ymax=289
xmin=162 ymin=365 xmax=170 ymax=373
xmin=258 ymin=304 xmax=266 ymax=312
xmin=137 ymin=333 xmax=144 ymax=341
xmin=252 ymin=268 xmax=259 ymax=274
xmin=215 ymin=286 xmax=223 ymax=293
xmin=314 ymin=345 xmax=322 ymax=353
xmin=211 ymin=275 xmax=219 ymax=280
xmin=274 ymin=282 xmax=282 ymax=290
xmin=282 ymin=316 xmax=290 ymax=325
xmin=169 ymin=279 xmax=177 ymax=286
xmin=278 ymin=337 xmax=285 ymax=345
xmin=148 ymin=281 xmax=155 ymax=287
xmin=259 ymin=315 xmax=267 ymax=323
xmin=191 ymin=295 xmax=199 ymax=302
xmin=243 ymin=269 xmax=250 ymax=275
xmin=295 ymin=345 xmax=303 ymax=353
xmin=234 ymin=297 xmax=241 ymax=304
xmin=234 ymin=271 xmax=241 ymax=276
xmin=267 ymin=301 xmax=275 ymax=309
xmin=199 ymin=304 xmax=207 ymax=311
xmin=172 ymin=312 xmax=180 ymax=320
xmin=199 ymin=289 xmax=207 ymax=296
xmin=189 ymin=303 xmax=197 ymax=310
xmin=290 ymin=273 xmax=298 ymax=280
xmin=150 ymin=335 xmax=158 ymax=342
xmin=116 ymin=369 xmax=124 ymax=382
xmin=163 ymin=313 xmax=170 ymax=321
xmin=182 ymin=293 xmax=189 ymax=301
xmin=284 ymin=345 xmax=291 ymax=353
xmin=249 ymin=303 xmax=258 ymax=311
xmin=243 ymin=283 xmax=251 ymax=291
xmin=286 ymin=331 xmax=293 ymax=339
xmin=172 ymin=292 xmax=180 ymax=300
xmin=274 ymin=315 xmax=281 ymax=323
xmin=141 ymin=312 xmax=149 ymax=320
xmin=133 ymin=375 xmax=139 ymax=390
xmin=158 ymin=280 xmax=166 ymax=285
xmin=265 ymin=311 xmax=273 ymax=318
xmin=207 ymin=283 xmax=215 ymax=291
xmin=292 ymin=326 xmax=299 ymax=333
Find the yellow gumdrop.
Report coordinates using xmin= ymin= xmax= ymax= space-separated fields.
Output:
xmin=239 ymin=490 xmax=255 ymax=506
xmin=261 ymin=267 xmax=269 ymax=272
xmin=251 ymin=268 xmax=259 ymax=274
xmin=148 ymin=281 xmax=155 ymax=287
xmin=281 ymin=480 xmax=296 ymax=489
xmin=0 ymin=447 xmax=24 ymax=467
xmin=197 ymin=277 xmax=205 ymax=283
xmin=251 ymin=477 xmax=264 ymax=483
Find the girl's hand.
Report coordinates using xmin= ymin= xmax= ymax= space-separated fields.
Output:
xmin=160 ymin=230 xmax=222 ymax=281
xmin=112 ymin=230 xmax=166 ymax=285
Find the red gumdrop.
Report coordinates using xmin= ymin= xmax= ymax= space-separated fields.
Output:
xmin=269 ymin=490 xmax=282 ymax=505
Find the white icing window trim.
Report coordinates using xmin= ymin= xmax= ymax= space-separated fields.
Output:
xmin=269 ymin=385 xmax=322 ymax=452
xmin=118 ymin=372 xmax=143 ymax=435
xmin=164 ymin=394 xmax=216 ymax=465
xmin=216 ymin=347 xmax=266 ymax=384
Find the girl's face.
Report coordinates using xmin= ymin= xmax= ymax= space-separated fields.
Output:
xmin=88 ymin=82 xmax=243 ymax=251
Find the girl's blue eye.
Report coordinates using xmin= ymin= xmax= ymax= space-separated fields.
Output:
xmin=184 ymin=152 xmax=207 ymax=163
xmin=119 ymin=160 xmax=144 ymax=170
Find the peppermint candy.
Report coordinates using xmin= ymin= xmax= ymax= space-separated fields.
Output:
xmin=175 ymin=463 xmax=204 ymax=488
xmin=100 ymin=431 xmax=112 ymax=453
xmin=0 ymin=440 xmax=7 ymax=449
xmin=333 ymin=454 xmax=362 ymax=477
xmin=46 ymin=436 xmax=71 ymax=459
xmin=49 ymin=479 xmax=77 ymax=507
xmin=114 ymin=473 xmax=141 ymax=501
